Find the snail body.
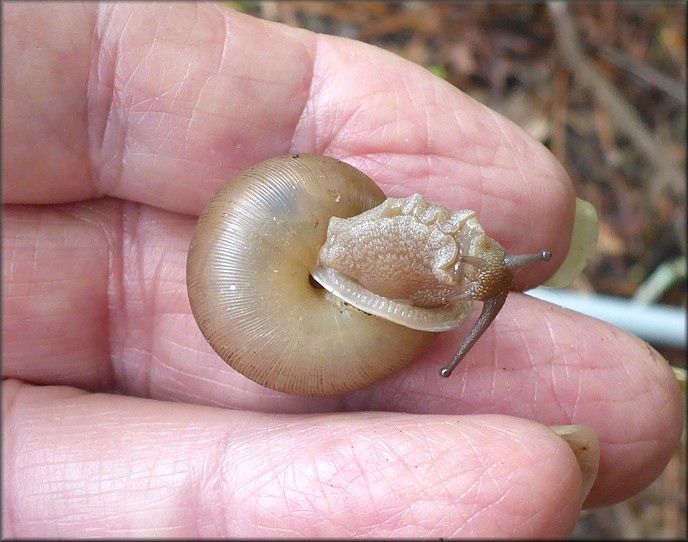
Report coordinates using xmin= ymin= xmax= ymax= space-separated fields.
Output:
xmin=187 ymin=154 xmax=550 ymax=396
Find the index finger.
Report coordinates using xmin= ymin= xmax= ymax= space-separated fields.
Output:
xmin=3 ymin=2 xmax=574 ymax=284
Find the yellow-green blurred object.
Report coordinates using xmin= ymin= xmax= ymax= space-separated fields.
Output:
xmin=427 ymin=65 xmax=448 ymax=80
xmin=225 ymin=1 xmax=259 ymax=13
xmin=545 ymin=198 xmax=599 ymax=288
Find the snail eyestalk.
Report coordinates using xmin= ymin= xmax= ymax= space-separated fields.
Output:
xmin=440 ymin=292 xmax=507 ymax=377
xmin=505 ymin=250 xmax=552 ymax=270
xmin=440 ymin=250 xmax=551 ymax=378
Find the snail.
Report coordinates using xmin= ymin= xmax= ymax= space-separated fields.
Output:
xmin=186 ymin=154 xmax=551 ymax=396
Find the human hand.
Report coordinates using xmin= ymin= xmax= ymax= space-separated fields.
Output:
xmin=3 ymin=3 xmax=683 ymax=538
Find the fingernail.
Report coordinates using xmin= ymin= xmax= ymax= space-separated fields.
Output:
xmin=544 ymin=198 xmax=599 ymax=288
xmin=672 ymin=366 xmax=686 ymax=393
xmin=550 ymin=424 xmax=600 ymax=501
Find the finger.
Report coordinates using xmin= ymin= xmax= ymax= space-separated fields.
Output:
xmin=3 ymin=380 xmax=586 ymax=538
xmin=3 ymin=2 xmax=574 ymax=283
xmin=3 ymin=201 xmax=682 ymax=508
xmin=2 ymin=202 xmax=119 ymax=390
xmin=2 ymin=2 xmax=97 ymax=203
xmin=348 ymin=293 xmax=684 ymax=508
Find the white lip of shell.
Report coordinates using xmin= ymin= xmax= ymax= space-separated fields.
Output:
xmin=311 ymin=264 xmax=472 ymax=332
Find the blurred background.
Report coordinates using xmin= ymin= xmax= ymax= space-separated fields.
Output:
xmin=228 ymin=2 xmax=686 ymax=538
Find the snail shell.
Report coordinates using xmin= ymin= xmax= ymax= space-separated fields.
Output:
xmin=186 ymin=154 xmax=550 ymax=396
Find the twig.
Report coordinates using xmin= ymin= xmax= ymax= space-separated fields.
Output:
xmin=633 ymin=256 xmax=686 ymax=304
xmin=598 ymin=45 xmax=686 ymax=105
xmin=546 ymin=2 xmax=685 ymax=201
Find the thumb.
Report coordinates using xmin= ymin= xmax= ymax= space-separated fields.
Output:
xmin=3 ymin=379 xmax=586 ymax=537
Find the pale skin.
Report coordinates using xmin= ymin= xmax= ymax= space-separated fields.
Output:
xmin=2 ymin=2 xmax=683 ymax=538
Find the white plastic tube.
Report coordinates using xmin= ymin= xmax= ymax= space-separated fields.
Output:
xmin=526 ymin=287 xmax=686 ymax=348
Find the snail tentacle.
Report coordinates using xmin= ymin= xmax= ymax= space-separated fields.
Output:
xmin=439 ymin=249 xmax=552 ymax=377
xmin=440 ymin=291 xmax=508 ymax=377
